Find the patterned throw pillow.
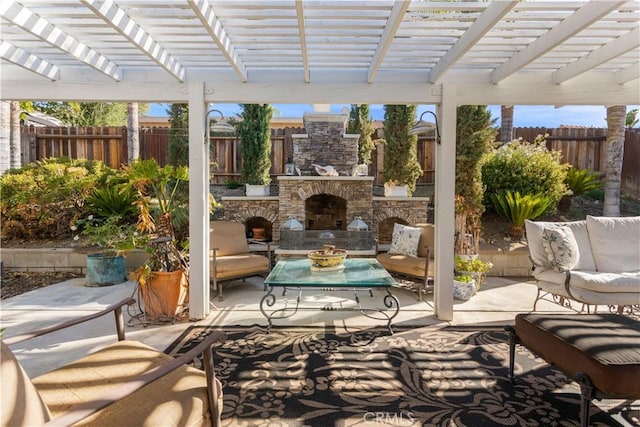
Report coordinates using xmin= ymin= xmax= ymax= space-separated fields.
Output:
xmin=389 ymin=223 xmax=422 ymax=257
xmin=541 ymin=226 xmax=580 ymax=272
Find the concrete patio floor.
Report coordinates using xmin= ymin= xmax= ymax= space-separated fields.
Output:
xmin=1 ymin=274 xmax=580 ymax=378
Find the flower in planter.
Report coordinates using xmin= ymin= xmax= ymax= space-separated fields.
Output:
xmin=454 ymin=255 xmax=493 ymax=292
xmin=72 ymin=214 xmax=147 ymax=257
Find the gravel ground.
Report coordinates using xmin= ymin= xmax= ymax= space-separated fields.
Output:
xmin=1 ymin=271 xmax=83 ymax=300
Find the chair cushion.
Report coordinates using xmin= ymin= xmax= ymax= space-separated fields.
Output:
xmin=32 ymin=340 xmax=220 ymax=427
xmin=525 ymin=219 xmax=596 ymax=271
xmin=211 ymin=253 xmax=270 ymax=280
xmin=536 ymin=269 xmax=640 ymax=293
xmin=389 ymin=223 xmax=422 ymax=257
xmin=1 ymin=341 xmax=52 ymax=426
xmin=377 ymin=252 xmax=434 ymax=279
xmin=541 ymin=226 xmax=579 ymax=272
xmin=586 ymin=215 xmax=640 ymax=273
xmin=415 ymin=223 xmax=435 ymax=259
xmin=210 ymin=220 xmax=250 ymax=256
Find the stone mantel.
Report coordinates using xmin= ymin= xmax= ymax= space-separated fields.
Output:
xmin=372 ymin=196 xmax=430 ymax=202
xmin=277 ymin=176 xmax=374 ymax=182
xmin=221 ymin=196 xmax=279 ymax=201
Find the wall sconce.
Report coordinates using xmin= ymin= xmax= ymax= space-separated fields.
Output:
xmin=206 ymin=108 xmax=235 ymax=144
xmin=409 ymin=111 xmax=441 ymax=145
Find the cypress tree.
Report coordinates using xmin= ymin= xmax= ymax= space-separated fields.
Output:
xmin=382 ymin=104 xmax=422 ymax=195
xmin=238 ymin=104 xmax=273 ymax=185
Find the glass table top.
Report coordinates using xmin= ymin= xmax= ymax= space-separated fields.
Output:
xmin=264 ymin=258 xmax=397 ymax=287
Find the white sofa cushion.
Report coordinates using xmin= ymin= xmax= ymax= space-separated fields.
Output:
xmin=542 ymin=226 xmax=579 ymax=272
xmin=586 ymin=215 xmax=640 ymax=273
xmin=525 ymin=219 xmax=596 ymax=271
xmin=536 ymin=269 xmax=640 ymax=294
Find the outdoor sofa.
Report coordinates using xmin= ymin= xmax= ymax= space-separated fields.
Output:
xmin=525 ymin=215 xmax=640 ymax=312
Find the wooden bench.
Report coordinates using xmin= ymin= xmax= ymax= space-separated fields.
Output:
xmin=506 ymin=313 xmax=640 ymax=427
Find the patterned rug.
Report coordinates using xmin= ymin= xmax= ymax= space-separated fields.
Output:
xmin=165 ymin=325 xmax=638 ymax=427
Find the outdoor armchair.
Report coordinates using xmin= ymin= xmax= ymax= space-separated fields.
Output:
xmin=376 ymin=223 xmax=434 ymax=301
xmin=210 ymin=220 xmax=272 ymax=301
xmin=1 ymin=297 xmax=224 ymax=427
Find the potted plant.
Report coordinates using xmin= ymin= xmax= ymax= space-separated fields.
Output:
xmin=453 ymin=274 xmax=476 ymax=301
xmin=121 ymin=159 xmax=190 ymax=322
xmin=454 ymin=254 xmax=493 ymax=293
xmin=238 ymin=104 xmax=273 ymax=196
xmin=72 ymin=214 xmax=145 ymax=287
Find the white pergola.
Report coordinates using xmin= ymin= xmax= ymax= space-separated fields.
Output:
xmin=1 ymin=0 xmax=638 ymax=321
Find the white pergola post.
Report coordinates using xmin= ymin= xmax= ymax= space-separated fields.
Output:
xmin=433 ymin=84 xmax=456 ymax=321
xmin=188 ymin=81 xmax=210 ymax=320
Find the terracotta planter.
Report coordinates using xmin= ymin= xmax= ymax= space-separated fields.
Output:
xmin=252 ymin=227 xmax=266 ymax=240
xmin=140 ymin=270 xmax=188 ymax=321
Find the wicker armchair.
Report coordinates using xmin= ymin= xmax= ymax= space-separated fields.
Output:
xmin=1 ymin=298 xmax=224 ymax=427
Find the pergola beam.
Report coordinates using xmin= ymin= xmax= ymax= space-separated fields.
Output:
xmin=0 ymin=0 xmax=120 ymax=81
xmin=367 ymin=0 xmax=410 ymax=83
xmin=553 ymin=27 xmax=640 ymax=84
xmin=187 ymin=0 xmax=248 ymax=83
xmin=490 ymin=1 xmax=627 ymax=84
xmin=295 ymin=0 xmax=310 ymax=83
xmin=615 ymin=62 xmax=640 ymax=84
xmin=0 ymin=41 xmax=59 ymax=80
xmin=80 ymin=0 xmax=185 ymax=82
xmin=429 ymin=1 xmax=517 ymax=84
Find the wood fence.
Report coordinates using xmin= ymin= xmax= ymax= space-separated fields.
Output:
xmin=19 ymin=125 xmax=639 ymax=195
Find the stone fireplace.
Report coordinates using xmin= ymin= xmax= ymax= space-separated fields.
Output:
xmin=220 ymin=112 xmax=430 ymax=251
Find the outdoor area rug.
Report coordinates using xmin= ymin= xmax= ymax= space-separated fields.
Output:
xmin=165 ymin=325 xmax=638 ymax=427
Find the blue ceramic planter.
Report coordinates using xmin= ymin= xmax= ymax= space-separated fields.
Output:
xmin=85 ymin=253 xmax=127 ymax=287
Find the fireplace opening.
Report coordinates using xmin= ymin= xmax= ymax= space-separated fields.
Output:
xmin=378 ymin=217 xmax=409 ymax=243
xmin=305 ymin=194 xmax=347 ymax=230
xmin=245 ymin=217 xmax=272 ymax=241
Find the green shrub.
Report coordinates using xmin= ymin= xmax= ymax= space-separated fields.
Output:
xmin=225 ymin=179 xmax=242 ymax=189
xmin=583 ymin=188 xmax=605 ymax=201
xmin=490 ymin=190 xmax=552 ymax=238
xmin=565 ymin=167 xmax=604 ymax=197
xmin=86 ymin=185 xmax=137 ymax=221
xmin=482 ymin=136 xmax=568 ymax=213
xmin=0 ymin=158 xmax=115 ymax=240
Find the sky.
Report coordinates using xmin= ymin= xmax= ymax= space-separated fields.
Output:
xmin=148 ymin=103 xmax=638 ymax=128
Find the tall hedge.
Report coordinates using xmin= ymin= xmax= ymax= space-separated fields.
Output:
xmin=238 ymin=104 xmax=273 ymax=185
xmin=347 ymin=104 xmax=376 ymax=165
xmin=455 ymin=105 xmax=497 ymax=219
xmin=382 ymin=104 xmax=422 ymax=195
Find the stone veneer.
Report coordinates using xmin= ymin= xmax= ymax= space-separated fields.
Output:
xmin=276 ymin=176 xmax=372 ymax=241
xmin=293 ymin=112 xmax=359 ymax=176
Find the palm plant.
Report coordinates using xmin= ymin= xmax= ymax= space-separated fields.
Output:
xmin=490 ymin=190 xmax=552 ymax=239
xmin=565 ymin=167 xmax=604 ymax=197
xmin=121 ymin=159 xmax=189 ymax=274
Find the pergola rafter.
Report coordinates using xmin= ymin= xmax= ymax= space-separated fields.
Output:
xmin=0 ymin=40 xmax=59 ymax=80
xmin=490 ymin=1 xmax=628 ymax=83
xmin=80 ymin=0 xmax=185 ymax=82
xmin=0 ymin=0 xmax=120 ymax=81
xmin=187 ymin=0 xmax=248 ymax=83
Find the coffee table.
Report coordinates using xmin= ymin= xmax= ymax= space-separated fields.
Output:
xmin=261 ymin=258 xmax=400 ymax=334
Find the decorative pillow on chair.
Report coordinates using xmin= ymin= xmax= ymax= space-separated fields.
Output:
xmin=389 ymin=223 xmax=422 ymax=257
xmin=541 ymin=226 xmax=580 ymax=272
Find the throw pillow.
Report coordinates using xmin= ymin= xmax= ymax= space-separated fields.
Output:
xmin=389 ymin=223 xmax=422 ymax=257
xmin=541 ymin=226 xmax=580 ymax=272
